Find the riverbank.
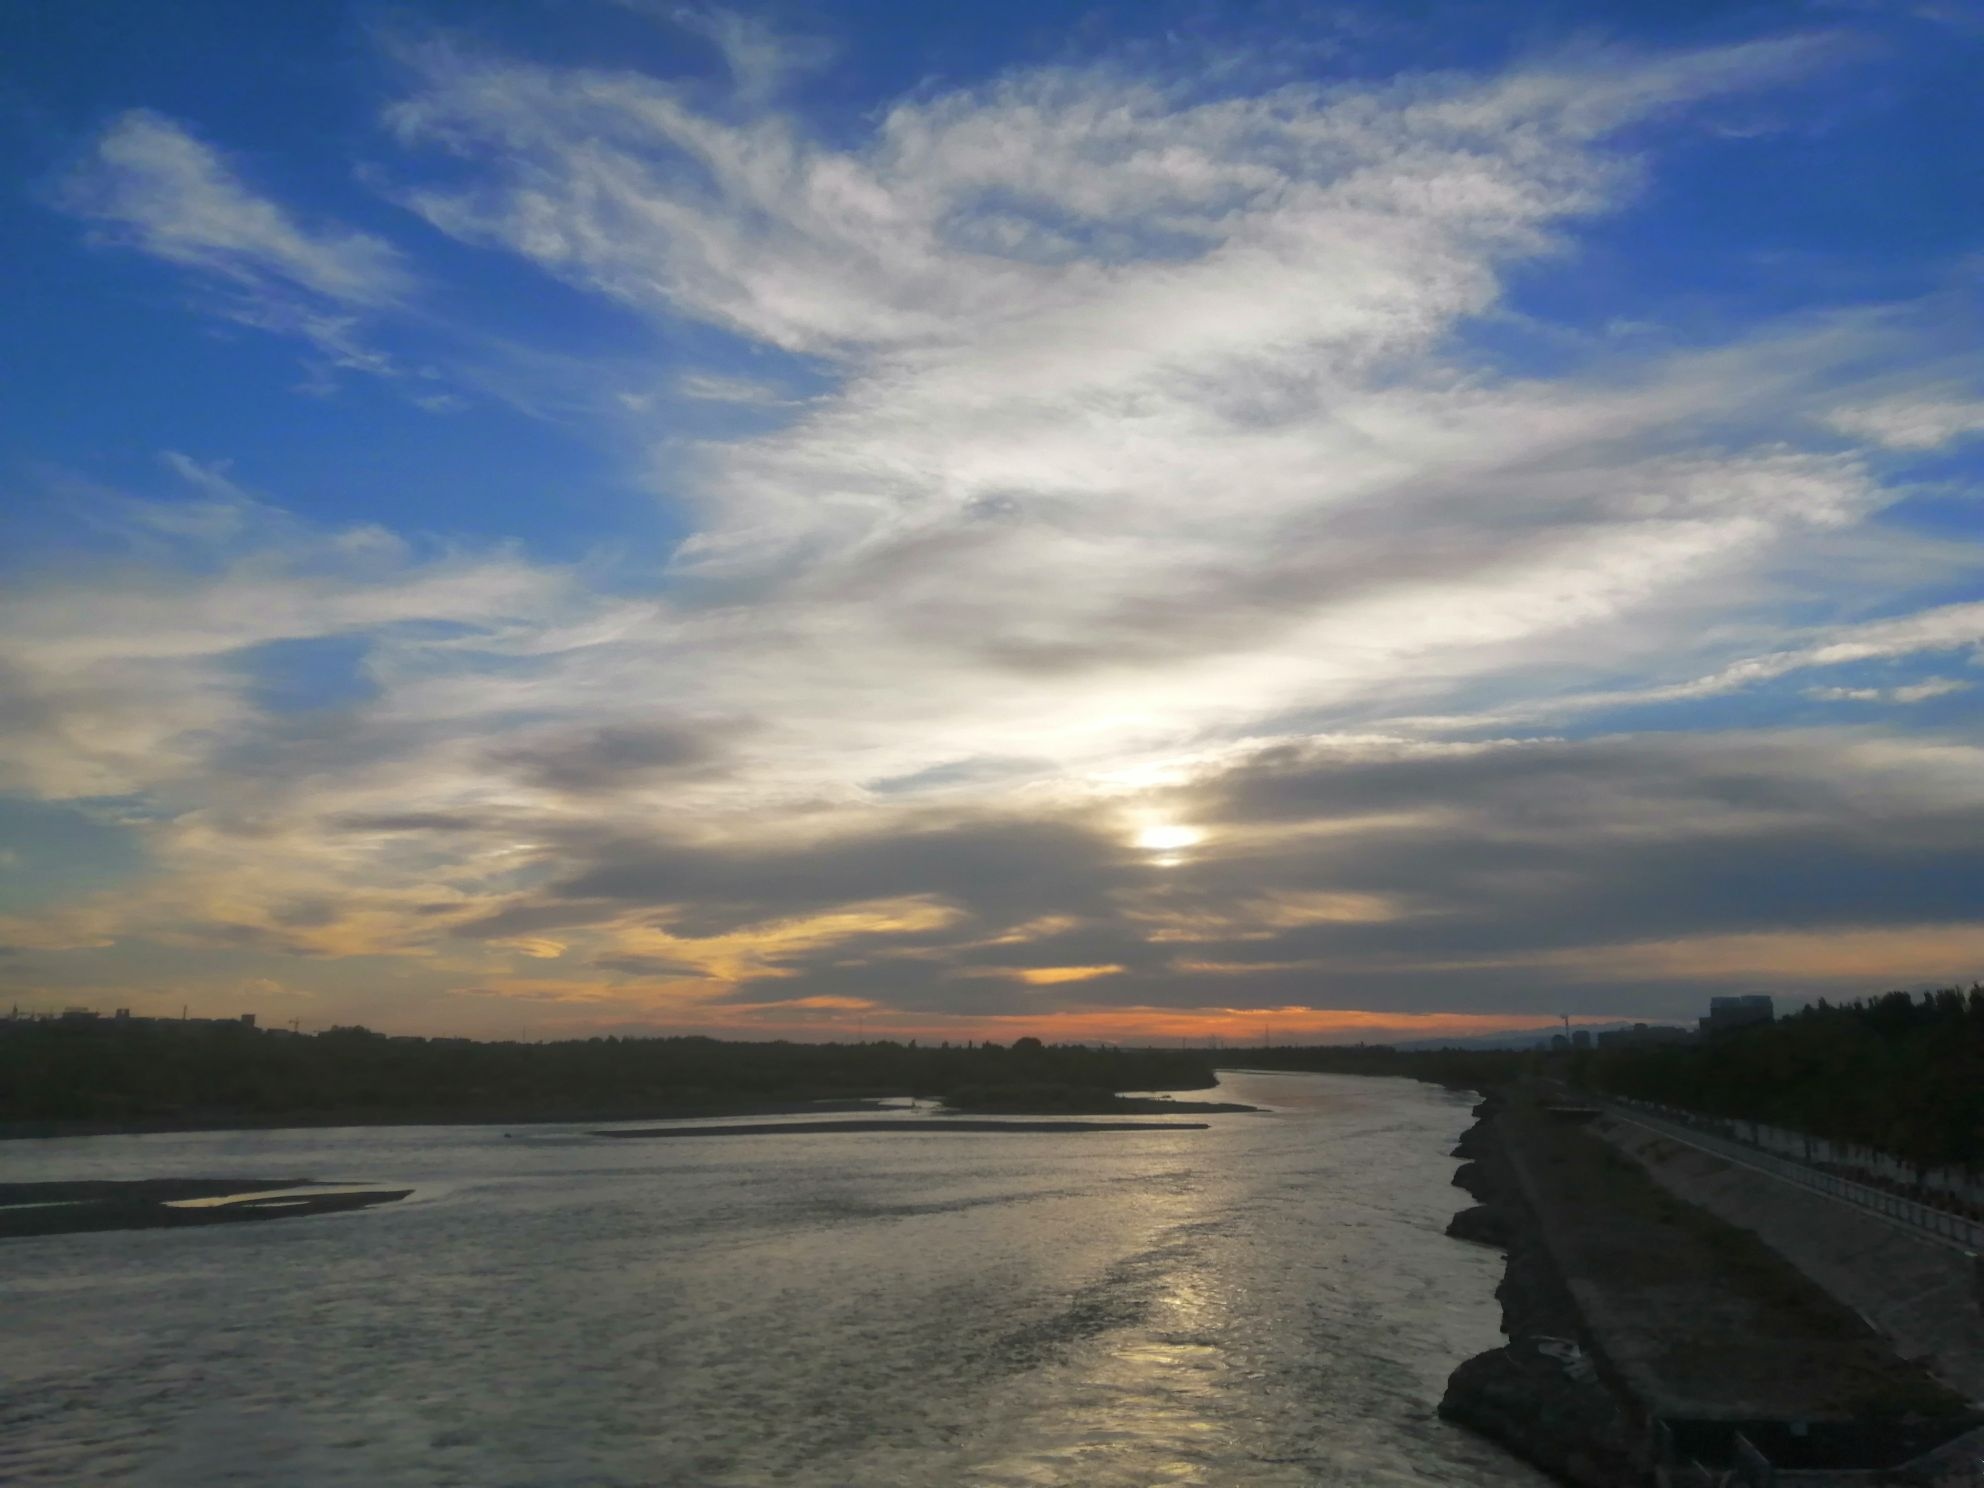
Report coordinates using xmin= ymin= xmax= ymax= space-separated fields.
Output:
xmin=1437 ymin=1095 xmax=1644 ymax=1487
xmin=598 ymin=1117 xmax=1213 ymax=1138
xmin=1438 ymin=1090 xmax=1974 ymax=1485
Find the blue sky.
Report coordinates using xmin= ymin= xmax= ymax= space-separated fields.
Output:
xmin=1 ymin=0 xmax=1981 ymax=1041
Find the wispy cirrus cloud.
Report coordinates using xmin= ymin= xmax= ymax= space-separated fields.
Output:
xmin=62 ymin=110 xmax=410 ymax=305
xmin=58 ymin=110 xmax=416 ymax=383
xmin=1807 ymin=678 xmax=1971 ymax=704
xmin=384 ymin=34 xmax=1831 ymax=360
xmin=1827 ymin=393 xmax=1984 ymax=450
xmin=0 ymin=480 xmax=568 ymax=801
xmin=665 ymin=4 xmax=835 ymax=102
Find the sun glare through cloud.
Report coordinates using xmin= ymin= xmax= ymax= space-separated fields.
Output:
xmin=1133 ymin=823 xmax=1204 ymax=855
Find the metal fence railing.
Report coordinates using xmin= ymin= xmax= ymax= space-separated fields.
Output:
xmin=1603 ymin=1099 xmax=1984 ymax=1254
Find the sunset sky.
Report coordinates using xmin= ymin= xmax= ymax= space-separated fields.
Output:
xmin=3 ymin=0 xmax=1981 ymax=1044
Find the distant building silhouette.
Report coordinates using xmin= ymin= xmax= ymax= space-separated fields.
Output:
xmin=1700 ymin=995 xmax=1774 ymax=1035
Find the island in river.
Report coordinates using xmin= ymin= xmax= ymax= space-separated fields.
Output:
xmin=0 ymin=1179 xmax=412 ymax=1239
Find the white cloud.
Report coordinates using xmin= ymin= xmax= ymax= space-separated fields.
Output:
xmin=1690 ymin=603 xmax=1984 ymax=694
xmin=385 ymin=36 xmax=1826 ymax=359
xmin=159 ymin=451 xmax=254 ymax=503
xmin=670 ymin=5 xmax=834 ymax=101
xmin=673 ymin=372 xmax=795 ymax=405
xmin=0 ymin=485 xmax=568 ymax=799
xmin=54 ymin=111 xmax=440 ymax=393
xmin=1417 ymin=596 xmax=1984 ymax=733
xmin=63 ymin=110 xmax=410 ymax=305
xmin=1827 ymin=393 xmax=1984 ymax=450
xmin=1806 ymin=677 xmax=1972 ymax=703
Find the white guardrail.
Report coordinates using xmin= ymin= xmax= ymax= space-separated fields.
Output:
xmin=1603 ymin=1099 xmax=1984 ymax=1254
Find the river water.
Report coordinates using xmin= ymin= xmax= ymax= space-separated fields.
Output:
xmin=0 ymin=1071 xmax=1547 ymax=1487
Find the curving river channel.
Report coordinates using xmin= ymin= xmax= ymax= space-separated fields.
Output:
xmin=1 ymin=1070 xmax=1550 ymax=1487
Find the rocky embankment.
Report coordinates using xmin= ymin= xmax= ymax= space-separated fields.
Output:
xmin=1437 ymin=1097 xmax=1645 ymax=1487
xmin=1435 ymin=1093 xmax=1977 ymax=1487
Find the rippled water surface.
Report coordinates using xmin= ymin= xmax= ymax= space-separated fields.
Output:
xmin=1 ymin=1071 xmax=1547 ymax=1486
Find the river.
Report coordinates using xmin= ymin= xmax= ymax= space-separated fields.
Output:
xmin=0 ymin=1070 xmax=1549 ymax=1486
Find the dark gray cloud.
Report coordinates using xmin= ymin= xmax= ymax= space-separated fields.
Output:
xmin=505 ymin=729 xmax=1984 ymax=1024
xmin=488 ymin=721 xmax=737 ymax=795
xmin=334 ymin=811 xmax=495 ymax=834
xmin=553 ymin=814 xmax=1127 ymax=931
xmin=590 ymin=952 xmax=713 ymax=978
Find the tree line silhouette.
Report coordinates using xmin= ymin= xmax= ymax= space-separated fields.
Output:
xmin=14 ymin=992 xmax=1975 ymax=1161
xmin=1583 ymin=987 xmax=1984 ymax=1179
xmin=1211 ymin=993 xmax=1984 ymax=1179
xmin=0 ymin=1019 xmax=1217 ymax=1127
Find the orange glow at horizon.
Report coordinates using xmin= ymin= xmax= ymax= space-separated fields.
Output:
xmin=534 ymin=1000 xmax=1631 ymax=1045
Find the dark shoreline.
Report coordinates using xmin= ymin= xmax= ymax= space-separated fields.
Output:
xmin=0 ymin=1097 xmax=899 ymax=1142
xmin=1436 ymin=1095 xmax=1644 ymax=1486
xmin=1 ymin=1093 xmax=1255 ymax=1142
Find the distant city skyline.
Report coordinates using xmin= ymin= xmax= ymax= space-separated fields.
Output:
xmin=2 ymin=1 xmax=1981 ymax=1042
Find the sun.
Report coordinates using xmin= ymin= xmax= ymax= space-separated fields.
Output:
xmin=1133 ymin=823 xmax=1204 ymax=854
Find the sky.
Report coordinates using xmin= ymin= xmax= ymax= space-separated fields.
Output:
xmin=2 ymin=0 xmax=1982 ymax=1045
